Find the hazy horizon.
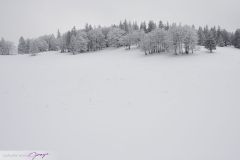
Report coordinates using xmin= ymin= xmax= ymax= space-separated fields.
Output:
xmin=0 ymin=0 xmax=240 ymax=44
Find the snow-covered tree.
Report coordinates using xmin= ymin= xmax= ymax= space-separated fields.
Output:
xmin=233 ymin=29 xmax=240 ymax=49
xmin=101 ymin=27 xmax=111 ymax=47
xmin=122 ymin=20 xmax=130 ymax=33
xmin=107 ymin=28 xmax=126 ymax=47
xmin=198 ymin=27 xmax=205 ymax=46
xmin=168 ymin=24 xmax=185 ymax=54
xmin=49 ymin=35 xmax=58 ymax=51
xmin=29 ymin=40 xmax=40 ymax=55
xmin=140 ymin=34 xmax=151 ymax=55
xmin=150 ymin=28 xmax=168 ymax=53
xmin=158 ymin=21 xmax=164 ymax=29
xmin=221 ymin=29 xmax=231 ymax=46
xmin=204 ymin=31 xmax=216 ymax=53
xmin=218 ymin=34 xmax=225 ymax=47
xmin=59 ymin=33 xmax=67 ymax=53
xmin=210 ymin=27 xmax=217 ymax=44
xmin=69 ymin=35 xmax=77 ymax=54
xmin=122 ymin=30 xmax=144 ymax=50
xmin=87 ymin=28 xmax=106 ymax=51
xmin=70 ymin=31 xmax=89 ymax=54
xmin=24 ymin=39 xmax=31 ymax=54
xmin=164 ymin=22 xmax=170 ymax=30
xmin=56 ymin=30 xmax=61 ymax=50
xmin=18 ymin=37 xmax=27 ymax=54
xmin=35 ymin=38 xmax=48 ymax=52
xmin=140 ymin=22 xmax=147 ymax=33
xmin=57 ymin=30 xmax=61 ymax=39
xmin=140 ymin=24 xmax=198 ymax=55
xmin=147 ymin=20 xmax=157 ymax=33
xmin=85 ymin=23 xmax=93 ymax=32
xmin=38 ymin=35 xmax=58 ymax=51
xmin=132 ymin=21 xmax=139 ymax=30
xmin=183 ymin=25 xmax=198 ymax=54
xmin=0 ymin=38 xmax=15 ymax=55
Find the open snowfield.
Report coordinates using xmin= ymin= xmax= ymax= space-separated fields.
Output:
xmin=1 ymin=47 xmax=240 ymax=160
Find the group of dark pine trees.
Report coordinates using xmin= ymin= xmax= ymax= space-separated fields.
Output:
xmin=198 ymin=26 xmax=238 ymax=53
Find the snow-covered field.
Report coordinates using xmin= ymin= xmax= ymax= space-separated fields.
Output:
xmin=1 ymin=47 xmax=240 ymax=160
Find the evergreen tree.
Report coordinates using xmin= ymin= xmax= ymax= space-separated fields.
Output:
xmin=158 ymin=21 xmax=164 ymax=29
xmin=204 ymin=31 xmax=216 ymax=53
xmin=132 ymin=21 xmax=139 ymax=30
xmin=147 ymin=20 xmax=156 ymax=33
xmin=164 ymin=22 xmax=169 ymax=30
xmin=210 ymin=26 xmax=217 ymax=43
xmin=56 ymin=30 xmax=61 ymax=50
xmin=85 ymin=23 xmax=93 ymax=32
xmin=119 ymin=21 xmax=124 ymax=30
xmin=69 ymin=35 xmax=77 ymax=54
xmin=71 ymin=26 xmax=77 ymax=37
xmin=218 ymin=34 xmax=225 ymax=47
xmin=59 ymin=33 xmax=67 ymax=53
xmin=198 ymin=27 xmax=205 ymax=45
xmin=66 ymin=31 xmax=71 ymax=52
xmin=74 ymin=31 xmax=89 ymax=53
xmin=123 ymin=19 xmax=129 ymax=33
xmin=221 ymin=29 xmax=231 ymax=46
xmin=233 ymin=29 xmax=240 ymax=48
xmin=57 ymin=29 xmax=61 ymax=39
xmin=216 ymin=26 xmax=222 ymax=45
xmin=18 ymin=36 xmax=27 ymax=54
xmin=203 ymin=25 xmax=209 ymax=40
xmin=25 ymin=39 xmax=30 ymax=54
xmin=140 ymin=22 xmax=147 ymax=33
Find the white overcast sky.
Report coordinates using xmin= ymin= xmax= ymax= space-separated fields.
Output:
xmin=0 ymin=0 xmax=239 ymax=44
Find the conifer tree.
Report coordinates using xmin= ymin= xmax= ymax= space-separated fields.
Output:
xmin=204 ymin=31 xmax=216 ymax=53
xmin=140 ymin=22 xmax=147 ymax=33
xmin=218 ymin=35 xmax=225 ymax=47
xmin=57 ymin=30 xmax=61 ymax=39
xmin=198 ymin=27 xmax=205 ymax=45
xmin=158 ymin=21 xmax=164 ymax=29
xmin=18 ymin=36 xmax=27 ymax=54
xmin=233 ymin=29 xmax=240 ymax=48
xmin=147 ymin=20 xmax=156 ymax=33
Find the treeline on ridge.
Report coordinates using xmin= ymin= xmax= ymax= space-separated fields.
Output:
xmin=1 ymin=20 xmax=240 ymax=55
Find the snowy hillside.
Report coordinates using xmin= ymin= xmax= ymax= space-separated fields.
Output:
xmin=0 ymin=47 xmax=240 ymax=160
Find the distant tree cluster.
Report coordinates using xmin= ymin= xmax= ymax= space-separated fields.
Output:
xmin=198 ymin=26 xmax=232 ymax=47
xmin=140 ymin=24 xmax=198 ymax=55
xmin=18 ymin=34 xmax=58 ymax=55
xmin=197 ymin=26 xmax=240 ymax=52
xmin=14 ymin=20 xmax=240 ymax=56
xmin=56 ymin=20 xmax=198 ymax=55
xmin=0 ymin=38 xmax=15 ymax=55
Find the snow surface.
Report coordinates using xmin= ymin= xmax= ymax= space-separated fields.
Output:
xmin=0 ymin=47 xmax=240 ymax=160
